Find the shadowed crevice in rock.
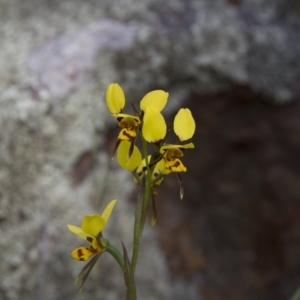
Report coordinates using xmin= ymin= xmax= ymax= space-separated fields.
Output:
xmin=156 ymin=85 xmax=300 ymax=300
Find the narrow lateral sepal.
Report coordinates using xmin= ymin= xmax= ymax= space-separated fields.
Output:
xmin=177 ymin=173 xmax=184 ymax=200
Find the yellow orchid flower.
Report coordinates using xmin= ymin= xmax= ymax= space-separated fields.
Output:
xmin=160 ymin=143 xmax=194 ymax=172
xmin=67 ymin=200 xmax=125 ymax=292
xmin=150 ymin=108 xmax=195 ymax=197
xmin=106 ymin=83 xmax=140 ymax=143
xmin=67 ymin=200 xmax=117 ymax=261
xmin=153 ymin=108 xmax=195 ymax=172
xmin=158 ymin=140 xmax=194 ymax=200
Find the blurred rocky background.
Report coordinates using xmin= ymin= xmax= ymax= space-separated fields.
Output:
xmin=0 ymin=0 xmax=300 ymax=299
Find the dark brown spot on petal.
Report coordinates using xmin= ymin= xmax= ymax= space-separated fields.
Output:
xmin=77 ymin=249 xmax=84 ymax=258
xmin=86 ymin=237 xmax=93 ymax=243
xmin=124 ymin=132 xmax=131 ymax=138
xmin=90 ymin=246 xmax=97 ymax=253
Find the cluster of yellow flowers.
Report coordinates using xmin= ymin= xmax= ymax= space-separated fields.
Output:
xmin=107 ymin=83 xmax=195 ymax=198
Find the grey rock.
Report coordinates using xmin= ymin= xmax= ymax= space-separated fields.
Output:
xmin=239 ymin=0 xmax=300 ymax=102
xmin=28 ymin=20 xmax=136 ymax=98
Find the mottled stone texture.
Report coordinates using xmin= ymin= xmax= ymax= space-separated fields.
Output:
xmin=0 ymin=0 xmax=299 ymax=300
xmin=103 ymin=0 xmax=300 ymax=103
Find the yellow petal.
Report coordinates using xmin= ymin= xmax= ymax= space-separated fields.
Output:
xmin=174 ymin=108 xmax=196 ymax=141
xmin=101 ymin=200 xmax=117 ymax=223
xmin=106 ymin=83 xmax=125 ymax=114
xmin=68 ymin=224 xmax=84 ymax=236
xmin=140 ymin=90 xmax=168 ymax=112
xmin=117 ymin=141 xmax=142 ymax=171
xmin=71 ymin=247 xmax=97 ymax=261
xmin=81 ymin=215 xmax=105 ymax=237
xmin=67 ymin=225 xmax=97 ymax=248
xmin=160 ymin=143 xmax=195 ymax=155
xmin=115 ymin=114 xmax=140 ymax=127
xmin=116 ymin=116 xmax=139 ymax=139
xmin=142 ymin=106 xmax=167 ymax=143
xmin=164 ymin=148 xmax=184 ymax=158
xmin=154 ymin=158 xmax=171 ymax=176
xmin=118 ymin=128 xmax=137 ymax=141
xmin=165 ymin=158 xmax=187 ymax=172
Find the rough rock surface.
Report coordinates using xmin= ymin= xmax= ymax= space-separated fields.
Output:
xmin=103 ymin=0 xmax=300 ymax=103
xmin=0 ymin=0 xmax=299 ymax=300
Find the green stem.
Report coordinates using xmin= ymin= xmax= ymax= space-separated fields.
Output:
xmin=131 ymin=182 xmax=144 ymax=274
xmin=106 ymin=244 xmax=125 ymax=271
xmin=131 ymin=134 xmax=153 ymax=274
xmin=139 ymin=139 xmax=153 ymax=237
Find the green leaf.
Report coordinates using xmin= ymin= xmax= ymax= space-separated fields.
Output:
xmin=122 ymin=243 xmax=137 ymax=300
xmin=75 ymin=253 xmax=101 ymax=293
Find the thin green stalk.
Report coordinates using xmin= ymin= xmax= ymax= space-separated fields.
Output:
xmin=131 ymin=133 xmax=153 ymax=273
xmin=139 ymin=136 xmax=153 ymax=237
xmin=130 ymin=182 xmax=144 ymax=273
